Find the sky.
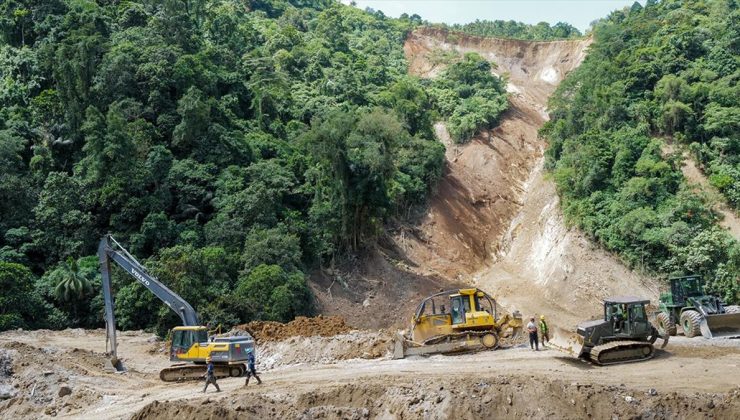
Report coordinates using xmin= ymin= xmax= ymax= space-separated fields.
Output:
xmin=340 ymin=1 xmax=644 ymax=32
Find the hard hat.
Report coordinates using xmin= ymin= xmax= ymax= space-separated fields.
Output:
xmin=540 ymin=315 xmax=545 ymax=320
xmin=206 ymin=356 xmax=212 ymax=362
xmin=246 ymin=348 xmax=253 ymax=353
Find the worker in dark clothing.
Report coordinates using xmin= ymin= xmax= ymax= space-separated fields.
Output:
xmin=244 ymin=348 xmax=262 ymax=386
xmin=539 ymin=315 xmax=550 ymax=347
xmin=526 ymin=317 xmax=539 ymax=351
xmin=202 ymin=357 xmax=221 ymax=393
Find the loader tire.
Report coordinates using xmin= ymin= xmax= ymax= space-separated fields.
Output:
xmin=680 ymin=310 xmax=702 ymax=338
xmin=656 ymin=312 xmax=677 ymax=336
xmin=725 ymin=305 xmax=740 ymax=314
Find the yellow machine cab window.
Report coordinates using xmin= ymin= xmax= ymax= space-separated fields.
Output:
xmin=172 ymin=328 xmax=208 ymax=350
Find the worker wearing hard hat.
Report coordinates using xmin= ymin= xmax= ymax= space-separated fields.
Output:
xmin=202 ymin=356 xmax=221 ymax=393
xmin=539 ymin=315 xmax=550 ymax=347
xmin=244 ymin=348 xmax=262 ymax=386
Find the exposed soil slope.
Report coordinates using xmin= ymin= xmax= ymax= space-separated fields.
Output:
xmin=399 ymin=28 xmax=658 ymax=336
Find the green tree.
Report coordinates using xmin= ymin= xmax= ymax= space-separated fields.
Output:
xmin=0 ymin=262 xmax=46 ymax=330
xmin=53 ymin=256 xmax=93 ymax=301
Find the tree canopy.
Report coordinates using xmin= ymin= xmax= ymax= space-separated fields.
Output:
xmin=543 ymin=0 xmax=740 ymax=303
xmin=435 ymin=20 xmax=582 ymax=41
xmin=0 ymin=0 xmax=477 ymax=332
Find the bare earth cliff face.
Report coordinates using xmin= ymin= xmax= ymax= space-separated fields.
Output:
xmin=398 ymin=28 xmax=658 ymax=335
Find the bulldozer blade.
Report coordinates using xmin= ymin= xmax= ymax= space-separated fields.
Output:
xmin=699 ymin=313 xmax=740 ymax=339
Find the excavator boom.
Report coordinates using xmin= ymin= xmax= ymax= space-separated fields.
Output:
xmin=98 ymin=235 xmax=200 ymax=366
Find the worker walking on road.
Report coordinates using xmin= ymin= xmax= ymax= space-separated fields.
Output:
xmin=527 ymin=317 xmax=539 ymax=351
xmin=244 ymin=348 xmax=262 ymax=386
xmin=539 ymin=315 xmax=550 ymax=347
xmin=202 ymin=357 xmax=221 ymax=393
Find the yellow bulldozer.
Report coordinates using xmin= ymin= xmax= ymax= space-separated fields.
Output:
xmin=393 ymin=288 xmax=522 ymax=359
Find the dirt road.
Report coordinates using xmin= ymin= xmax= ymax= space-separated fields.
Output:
xmin=1 ymin=329 xmax=739 ymax=419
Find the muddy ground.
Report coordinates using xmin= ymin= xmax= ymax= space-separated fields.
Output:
xmin=0 ymin=328 xmax=738 ymax=419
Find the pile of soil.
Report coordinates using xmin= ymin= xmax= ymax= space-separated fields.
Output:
xmin=257 ymin=330 xmax=392 ymax=369
xmin=0 ymin=341 xmax=109 ymax=418
xmin=234 ymin=316 xmax=352 ymax=343
xmin=131 ymin=374 xmax=740 ymax=420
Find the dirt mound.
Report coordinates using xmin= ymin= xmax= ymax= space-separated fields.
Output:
xmin=257 ymin=331 xmax=392 ymax=369
xmin=0 ymin=341 xmax=109 ymax=418
xmin=235 ymin=316 xmax=351 ymax=342
xmin=130 ymin=374 xmax=740 ymax=420
xmin=231 ymin=317 xmax=392 ymax=369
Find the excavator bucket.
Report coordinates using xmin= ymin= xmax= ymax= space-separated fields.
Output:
xmin=700 ymin=313 xmax=740 ymax=339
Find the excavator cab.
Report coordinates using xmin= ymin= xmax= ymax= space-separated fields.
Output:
xmin=170 ymin=326 xmax=209 ymax=361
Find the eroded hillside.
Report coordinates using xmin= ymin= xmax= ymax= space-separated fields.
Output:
xmin=395 ymin=28 xmax=658 ymax=333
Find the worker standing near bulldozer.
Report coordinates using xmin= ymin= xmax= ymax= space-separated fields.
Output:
xmin=527 ymin=317 xmax=539 ymax=351
xmin=539 ymin=315 xmax=550 ymax=347
xmin=202 ymin=357 xmax=221 ymax=393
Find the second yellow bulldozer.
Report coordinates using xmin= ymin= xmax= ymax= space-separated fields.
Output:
xmin=393 ymin=288 xmax=522 ymax=358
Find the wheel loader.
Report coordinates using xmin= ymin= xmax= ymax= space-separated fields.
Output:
xmin=98 ymin=235 xmax=254 ymax=381
xmin=576 ymin=296 xmax=668 ymax=365
xmin=655 ymin=275 xmax=740 ymax=339
xmin=393 ymin=288 xmax=522 ymax=359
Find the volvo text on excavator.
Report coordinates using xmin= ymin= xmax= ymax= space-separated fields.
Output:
xmin=99 ymin=234 xmax=253 ymax=382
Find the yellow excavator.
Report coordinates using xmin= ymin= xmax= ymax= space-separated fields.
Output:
xmin=393 ymin=288 xmax=522 ymax=358
xmin=99 ymin=235 xmax=253 ymax=381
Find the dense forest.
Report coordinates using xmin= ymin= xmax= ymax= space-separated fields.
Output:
xmin=444 ymin=19 xmax=582 ymax=40
xmin=543 ymin=0 xmax=739 ymax=303
xmin=0 ymin=0 xmax=509 ymax=333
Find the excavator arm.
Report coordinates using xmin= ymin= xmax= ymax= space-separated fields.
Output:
xmin=98 ymin=235 xmax=200 ymax=363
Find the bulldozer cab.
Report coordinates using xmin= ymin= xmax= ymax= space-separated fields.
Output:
xmin=604 ymin=297 xmax=651 ymax=337
xmin=449 ymin=290 xmax=496 ymax=326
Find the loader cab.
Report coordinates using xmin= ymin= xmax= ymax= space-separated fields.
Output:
xmin=170 ymin=326 xmax=209 ymax=361
xmin=604 ymin=297 xmax=650 ymax=337
xmin=670 ymin=276 xmax=704 ymax=306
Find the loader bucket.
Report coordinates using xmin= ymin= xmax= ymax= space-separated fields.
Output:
xmin=700 ymin=313 xmax=740 ymax=339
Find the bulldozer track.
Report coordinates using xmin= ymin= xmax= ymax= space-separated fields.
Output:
xmin=159 ymin=363 xmax=246 ymax=382
xmin=422 ymin=330 xmax=499 ymax=348
xmin=590 ymin=340 xmax=654 ymax=366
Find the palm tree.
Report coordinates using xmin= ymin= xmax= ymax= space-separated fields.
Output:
xmin=54 ymin=257 xmax=93 ymax=301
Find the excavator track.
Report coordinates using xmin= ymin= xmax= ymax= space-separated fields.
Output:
xmin=159 ymin=363 xmax=246 ymax=382
xmin=589 ymin=340 xmax=654 ymax=366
